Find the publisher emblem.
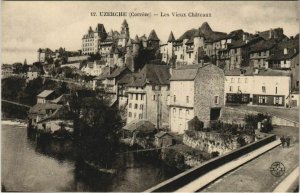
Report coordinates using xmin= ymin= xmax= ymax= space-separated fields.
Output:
xmin=270 ymin=162 xmax=285 ymax=177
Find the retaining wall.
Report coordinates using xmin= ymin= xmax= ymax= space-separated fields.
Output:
xmin=145 ymin=134 xmax=277 ymax=192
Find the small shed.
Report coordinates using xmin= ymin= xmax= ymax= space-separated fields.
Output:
xmin=122 ymin=120 xmax=156 ymax=138
xmin=154 ymin=131 xmax=174 ymax=148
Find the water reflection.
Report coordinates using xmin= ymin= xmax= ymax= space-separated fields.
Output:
xmin=2 ymin=124 xmax=180 ymax=192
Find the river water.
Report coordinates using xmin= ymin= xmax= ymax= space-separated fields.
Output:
xmin=1 ymin=123 xmax=179 ymax=192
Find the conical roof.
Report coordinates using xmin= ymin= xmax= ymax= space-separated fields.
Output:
xmin=122 ymin=19 xmax=128 ymax=27
xmin=199 ymin=22 xmax=212 ymax=34
xmin=168 ymin=31 xmax=175 ymax=42
xmin=127 ymin=39 xmax=133 ymax=46
xmin=133 ymin=35 xmax=140 ymax=44
xmin=148 ymin=30 xmax=160 ymax=41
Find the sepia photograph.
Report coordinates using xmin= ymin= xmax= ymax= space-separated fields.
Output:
xmin=1 ymin=1 xmax=299 ymax=192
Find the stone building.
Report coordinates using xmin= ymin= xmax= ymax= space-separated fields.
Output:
xmin=249 ymin=39 xmax=277 ymax=68
xmin=169 ymin=64 xmax=225 ymax=134
xmin=125 ymin=64 xmax=171 ymax=129
xmin=82 ymin=24 xmax=107 ymax=55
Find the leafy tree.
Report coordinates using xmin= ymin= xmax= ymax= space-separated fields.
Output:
xmin=70 ymin=95 xmax=122 ymax=168
xmin=23 ymin=77 xmax=44 ymax=105
xmin=1 ymin=77 xmax=26 ymax=101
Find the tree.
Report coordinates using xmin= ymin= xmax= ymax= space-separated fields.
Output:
xmin=71 ymin=96 xmax=122 ymax=168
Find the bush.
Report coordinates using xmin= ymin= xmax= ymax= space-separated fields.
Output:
xmin=211 ymin=151 xmax=219 ymax=158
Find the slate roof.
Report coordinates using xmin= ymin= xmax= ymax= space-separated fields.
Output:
xmin=178 ymin=22 xmax=227 ymax=43
xmin=29 ymin=103 xmax=62 ymax=115
xmin=94 ymin=66 xmax=112 ymax=80
xmin=107 ymin=66 xmax=129 ymax=79
xmin=123 ymin=119 xmax=156 ymax=132
xmin=117 ymin=73 xmax=134 ymax=85
xmin=267 ymin=39 xmax=299 ymax=60
xmin=37 ymin=90 xmax=55 ymax=98
xmin=133 ymin=35 xmax=140 ymax=44
xmin=127 ymin=64 xmax=170 ymax=87
xmin=148 ymin=30 xmax=160 ymax=41
xmin=155 ymin=131 xmax=173 ymax=138
xmin=249 ymin=39 xmax=277 ymax=53
xmin=170 ymin=65 xmax=201 ymax=81
xmin=168 ymin=31 xmax=176 ymax=42
xmin=225 ymin=67 xmax=292 ymax=76
xmin=50 ymin=94 xmax=71 ymax=105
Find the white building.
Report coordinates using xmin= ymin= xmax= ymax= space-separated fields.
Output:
xmin=81 ymin=60 xmax=106 ymax=76
xmin=225 ymin=68 xmax=292 ymax=107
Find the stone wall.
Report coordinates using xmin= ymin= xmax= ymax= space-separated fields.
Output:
xmin=183 ymin=130 xmax=254 ymax=155
xmin=194 ymin=64 xmax=225 ymax=127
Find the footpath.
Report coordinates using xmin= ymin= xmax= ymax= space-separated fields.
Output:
xmin=175 ymin=140 xmax=281 ymax=192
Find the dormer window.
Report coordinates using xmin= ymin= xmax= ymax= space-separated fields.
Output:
xmin=284 ymin=48 xmax=288 ymax=55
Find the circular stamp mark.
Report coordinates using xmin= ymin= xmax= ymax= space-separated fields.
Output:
xmin=270 ymin=161 xmax=285 ymax=177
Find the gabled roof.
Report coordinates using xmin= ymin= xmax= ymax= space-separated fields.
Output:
xmin=37 ymin=90 xmax=55 ymax=98
xmin=148 ymin=30 xmax=160 ymax=41
xmin=123 ymin=119 xmax=156 ymax=132
xmin=170 ymin=65 xmax=201 ymax=81
xmin=168 ymin=31 xmax=176 ymax=42
xmin=50 ymin=94 xmax=71 ymax=104
xmin=127 ymin=64 xmax=170 ymax=87
xmin=249 ymin=39 xmax=277 ymax=53
xmin=117 ymin=73 xmax=134 ymax=85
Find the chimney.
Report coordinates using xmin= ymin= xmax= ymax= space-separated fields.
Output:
xmin=269 ymin=28 xmax=273 ymax=39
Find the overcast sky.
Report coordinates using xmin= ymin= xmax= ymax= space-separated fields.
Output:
xmin=2 ymin=1 xmax=299 ymax=64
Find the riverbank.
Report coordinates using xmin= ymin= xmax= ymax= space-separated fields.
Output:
xmin=1 ymin=119 xmax=27 ymax=127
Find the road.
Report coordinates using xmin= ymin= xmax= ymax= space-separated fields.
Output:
xmin=201 ymin=126 xmax=299 ymax=192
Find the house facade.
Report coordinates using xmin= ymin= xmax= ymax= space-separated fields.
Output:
xmin=169 ymin=64 xmax=225 ymax=134
xmin=125 ymin=64 xmax=170 ymax=129
xmin=225 ymin=68 xmax=292 ymax=107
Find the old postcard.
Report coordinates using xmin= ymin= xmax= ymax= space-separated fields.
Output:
xmin=1 ymin=1 xmax=299 ymax=192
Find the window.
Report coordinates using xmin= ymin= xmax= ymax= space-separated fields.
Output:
xmin=262 ymin=86 xmax=266 ymax=93
xmin=258 ymin=96 xmax=267 ymax=104
xmin=297 ymin=81 xmax=299 ymax=87
xmin=186 ymin=96 xmax=189 ymax=103
xmin=140 ymin=104 xmax=143 ymax=110
xmin=139 ymin=114 xmax=143 ymax=119
xmin=129 ymin=112 xmax=132 ymax=117
xmin=141 ymin=94 xmax=144 ymax=100
xmin=130 ymin=94 xmax=133 ymax=100
xmin=173 ymin=108 xmax=176 ymax=116
xmin=275 ymin=87 xmax=278 ymax=94
xmin=274 ymin=97 xmax=283 ymax=105
xmin=186 ymin=110 xmax=189 ymax=116
xmin=189 ymin=53 xmax=191 ymax=58
xmin=214 ymin=96 xmax=219 ymax=105
xmin=134 ymin=104 xmax=138 ymax=109
xmin=153 ymin=95 xmax=156 ymax=101
xmin=129 ymin=103 xmax=132 ymax=108
xmin=229 ymin=86 xmax=233 ymax=92
xmin=134 ymin=113 xmax=136 ymax=118
xmin=174 ymin=95 xmax=176 ymax=102
xmin=238 ymin=86 xmax=241 ymax=92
